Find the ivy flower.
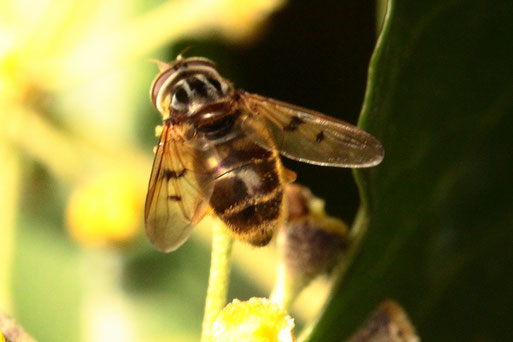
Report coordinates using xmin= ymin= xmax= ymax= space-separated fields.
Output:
xmin=211 ymin=298 xmax=295 ymax=342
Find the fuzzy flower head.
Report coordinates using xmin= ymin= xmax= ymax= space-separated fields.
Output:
xmin=66 ymin=170 xmax=145 ymax=247
xmin=211 ymin=298 xmax=295 ymax=342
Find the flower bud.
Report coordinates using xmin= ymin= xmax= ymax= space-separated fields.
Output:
xmin=66 ymin=170 xmax=144 ymax=248
xmin=272 ymin=184 xmax=349 ymax=308
xmin=348 ymin=300 xmax=419 ymax=342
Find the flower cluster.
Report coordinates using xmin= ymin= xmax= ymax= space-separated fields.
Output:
xmin=211 ymin=298 xmax=295 ymax=342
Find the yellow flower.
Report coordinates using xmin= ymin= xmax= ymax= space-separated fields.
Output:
xmin=211 ymin=297 xmax=295 ymax=342
xmin=66 ymin=170 xmax=144 ymax=247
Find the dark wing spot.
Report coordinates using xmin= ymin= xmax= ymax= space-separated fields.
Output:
xmin=168 ymin=195 xmax=182 ymax=201
xmin=163 ymin=169 xmax=187 ymax=180
xmin=187 ymin=77 xmax=208 ymax=98
xmin=315 ymin=130 xmax=325 ymax=143
xmin=284 ymin=116 xmax=305 ymax=132
xmin=206 ymin=77 xmax=222 ymax=94
xmin=174 ymin=86 xmax=189 ymax=104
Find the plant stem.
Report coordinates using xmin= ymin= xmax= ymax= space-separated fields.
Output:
xmin=200 ymin=219 xmax=234 ymax=342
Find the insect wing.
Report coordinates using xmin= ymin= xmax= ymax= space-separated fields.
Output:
xmin=145 ymin=124 xmax=213 ymax=252
xmin=239 ymin=92 xmax=384 ymax=168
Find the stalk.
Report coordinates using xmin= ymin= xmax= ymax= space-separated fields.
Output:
xmin=200 ymin=220 xmax=234 ymax=342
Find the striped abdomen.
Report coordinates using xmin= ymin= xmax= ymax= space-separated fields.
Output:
xmin=207 ymin=135 xmax=286 ymax=246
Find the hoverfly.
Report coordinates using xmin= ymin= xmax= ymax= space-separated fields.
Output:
xmin=145 ymin=56 xmax=383 ymax=252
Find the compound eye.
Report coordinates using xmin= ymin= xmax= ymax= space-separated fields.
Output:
xmin=150 ymin=67 xmax=175 ymax=109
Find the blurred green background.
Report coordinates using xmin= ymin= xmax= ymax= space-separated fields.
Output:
xmin=1 ymin=0 xmax=512 ymax=341
xmin=0 ymin=1 xmax=374 ymax=341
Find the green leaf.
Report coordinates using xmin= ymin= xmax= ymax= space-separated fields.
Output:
xmin=308 ymin=0 xmax=513 ymax=340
